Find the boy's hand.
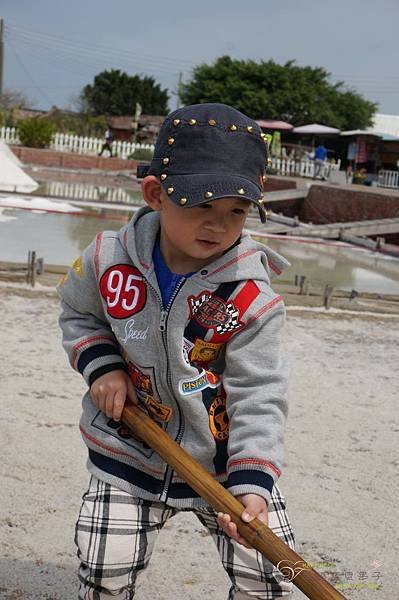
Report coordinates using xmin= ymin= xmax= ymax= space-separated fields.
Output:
xmin=217 ymin=493 xmax=268 ymax=548
xmin=90 ymin=369 xmax=138 ymax=421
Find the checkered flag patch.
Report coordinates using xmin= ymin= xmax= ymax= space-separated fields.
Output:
xmin=190 ymin=293 xmax=211 ymax=313
xmin=215 ymin=302 xmax=240 ymax=334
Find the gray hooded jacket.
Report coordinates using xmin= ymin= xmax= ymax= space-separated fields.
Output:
xmin=58 ymin=207 xmax=290 ymax=507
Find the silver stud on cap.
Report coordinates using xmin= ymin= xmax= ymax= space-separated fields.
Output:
xmin=237 ymin=188 xmax=245 ymax=195
xmin=188 ymin=119 xmax=197 ymax=125
xmin=208 ymin=119 xmax=216 ymax=126
xmin=162 ymin=157 xmax=170 ymax=165
xmin=168 ymin=137 xmax=175 ymax=146
xmin=204 ymin=191 xmax=213 ymax=199
xmin=160 ymin=174 xmax=167 ymax=181
xmin=173 ymin=119 xmax=181 ymax=126
xmin=180 ymin=197 xmax=188 ymax=205
xmin=167 ymin=186 xmax=174 ymax=195
xmin=247 ymin=126 xmax=254 ymax=133
xmin=229 ymin=124 xmax=237 ymax=131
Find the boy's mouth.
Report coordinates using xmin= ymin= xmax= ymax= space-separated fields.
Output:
xmin=196 ymin=239 xmax=219 ymax=248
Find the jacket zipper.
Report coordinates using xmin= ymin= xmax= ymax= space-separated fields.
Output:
xmin=146 ymin=277 xmax=186 ymax=502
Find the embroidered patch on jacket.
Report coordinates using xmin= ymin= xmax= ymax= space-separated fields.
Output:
xmin=127 ymin=362 xmax=172 ymax=423
xmin=127 ymin=362 xmax=153 ymax=394
xmin=100 ymin=264 xmax=147 ymax=319
xmin=182 ymin=338 xmax=194 ymax=364
xmin=179 ymin=370 xmax=220 ymax=395
xmin=188 ymin=292 xmax=243 ymax=334
xmin=141 ymin=393 xmax=172 ymax=423
xmin=209 ymin=395 xmax=229 ymax=441
xmin=59 ymin=255 xmax=84 ymax=286
xmin=71 ymin=255 xmax=84 ymax=276
xmin=191 ymin=338 xmax=223 ymax=363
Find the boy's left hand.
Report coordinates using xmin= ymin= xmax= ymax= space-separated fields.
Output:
xmin=217 ymin=494 xmax=268 ymax=548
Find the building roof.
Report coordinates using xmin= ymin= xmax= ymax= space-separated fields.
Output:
xmin=370 ymin=113 xmax=399 ymax=138
xmin=255 ymin=119 xmax=293 ymax=130
xmin=292 ymin=123 xmax=340 ymax=134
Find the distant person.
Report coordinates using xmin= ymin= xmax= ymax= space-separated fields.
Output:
xmin=98 ymin=129 xmax=114 ymax=157
xmin=346 ymin=163 xmax=354 ymax=184
xmin=313 ymin=143 xmax=328 ymax=180
xmin=58 ymin=103 xmax=295 ymax=598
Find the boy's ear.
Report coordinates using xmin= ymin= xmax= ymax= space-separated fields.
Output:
xmin=141 ymin=176 xmax=163 ymax=211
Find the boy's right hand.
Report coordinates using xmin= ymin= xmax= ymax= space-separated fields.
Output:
xmin=90 ymin=370 xmax=138 ymax=422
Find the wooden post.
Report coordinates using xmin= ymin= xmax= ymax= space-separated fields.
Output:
xmin=36 ymin=258 xmax=44 ymax=275
xmin=30 ymin=251 xmax=36 ymax=287
xmin=299 ymin=275 xmax=306 ymax=295
xmin=26 ymin=251 xmax=32 ymax=284
xmin=323 ymin=285 xmax=334 ymax=310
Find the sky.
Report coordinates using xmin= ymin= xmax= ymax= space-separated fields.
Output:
xmin=1 ymin=0 xmax=399 ymax=116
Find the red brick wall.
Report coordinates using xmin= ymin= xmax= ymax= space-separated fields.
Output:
xmin=302 ymin=184 xmax=399 ymax=244
xmin=302 ymin=185 xmax=399 ymax=223
xmin=11 ymin=146 xmax=139 ymax=171
xmin=264 ymin=177 xmax=297 ymax=192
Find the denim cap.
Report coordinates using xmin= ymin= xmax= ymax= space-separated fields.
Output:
xmin=137 ymin=103 xmax=268 ymax=223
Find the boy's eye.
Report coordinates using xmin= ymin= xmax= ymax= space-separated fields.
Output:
xmin=232 ymin=208 xmax=246 ymax=214
xmin=200 ymin=203 xmax=213 ymax=209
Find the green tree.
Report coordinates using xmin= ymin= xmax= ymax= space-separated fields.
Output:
xmin=81 ymin=69 xmax=169 ymax=116
xmin=181 ymin=56 xmax=377 ymax=130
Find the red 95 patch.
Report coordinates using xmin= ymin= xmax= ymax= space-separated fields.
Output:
xmin=100 ymin=264 xmax=147 ymax=319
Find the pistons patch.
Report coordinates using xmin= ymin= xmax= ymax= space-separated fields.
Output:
xmin=127 ymin=363 xmax=172 ymax=423
xmin=209 ymin=396 xmax=229 ymax=441
xmin=188 ymin=292 xmax=243 ymax=334
xmin=179 ymin=370 xmax=220 ymax=395
xmin=100 ymin=264 xmax=147 ymax=319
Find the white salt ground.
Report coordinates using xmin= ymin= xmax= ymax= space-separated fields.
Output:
xmin=0 ymin=286 xmax=397 ymax=599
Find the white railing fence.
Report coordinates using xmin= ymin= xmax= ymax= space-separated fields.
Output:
xmin=0 ymin=127 xmax=154 ymax=159
xmin=51 ymin=133 xmax=154 ymax=159
xmin=269 ymin=156 xmax=341 ymax=179
xmin=1 ymin=127 xmax=344 ymax=178
xmin=378 ymin=170 xmax=399 ymax=189
xmin=0 ymin=126 xmax=20 ymax=144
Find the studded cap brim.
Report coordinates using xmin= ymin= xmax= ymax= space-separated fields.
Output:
xmin=160 ymin=173 xmax=266 ymax=223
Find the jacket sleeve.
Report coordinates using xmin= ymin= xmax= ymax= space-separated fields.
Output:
xmin=223 ymin=295 xmax=288 ymax=505
xmin=57 ymin=240 xmax=127 ymax=387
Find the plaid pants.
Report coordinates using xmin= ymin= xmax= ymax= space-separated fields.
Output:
xmin=76 ymin=476 xmax=295 ymax=599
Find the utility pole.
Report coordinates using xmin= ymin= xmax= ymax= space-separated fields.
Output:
xmin=0 ymin=18 xmax=4 ymax=99
xmin=176 ymin=72 xmax=182 ymax=109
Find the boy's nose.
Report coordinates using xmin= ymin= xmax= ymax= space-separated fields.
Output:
xmin=204 ymin=218 xmax=227 ymax=233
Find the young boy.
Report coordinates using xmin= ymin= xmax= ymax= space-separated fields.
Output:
xmin=58 ymin=103 xmax=295 ymax=599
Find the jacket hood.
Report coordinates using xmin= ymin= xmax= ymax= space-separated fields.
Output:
xmin=118 ymin=206 xmax=290 ymax=285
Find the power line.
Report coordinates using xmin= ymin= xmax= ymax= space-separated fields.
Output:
xmin=6 ymin=36 xmax=53 ymax=105
xmin=5 ymin=22 xmax=196 ymax=74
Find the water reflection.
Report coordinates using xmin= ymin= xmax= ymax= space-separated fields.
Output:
xmin=258 ymin=235 xmax=399 ymax=294
xmin=1 ymin=207 xmax=399 ymax=294
xmin=34 ymin=181 xmax=145 ymax=206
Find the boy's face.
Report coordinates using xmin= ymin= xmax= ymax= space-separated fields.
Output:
xmin=142 ymin=178 xmax=251 ymax=272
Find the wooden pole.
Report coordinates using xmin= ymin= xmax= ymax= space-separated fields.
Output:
xmin=26 ymin=251 xmax=31 ymax=285
xmin=323 ymin=285 xmax=334 ymax=310
xmin=30 ymin=251 xmax=36 ymax=287
xmin=122 ymin=401 xmax=347 ymax=600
